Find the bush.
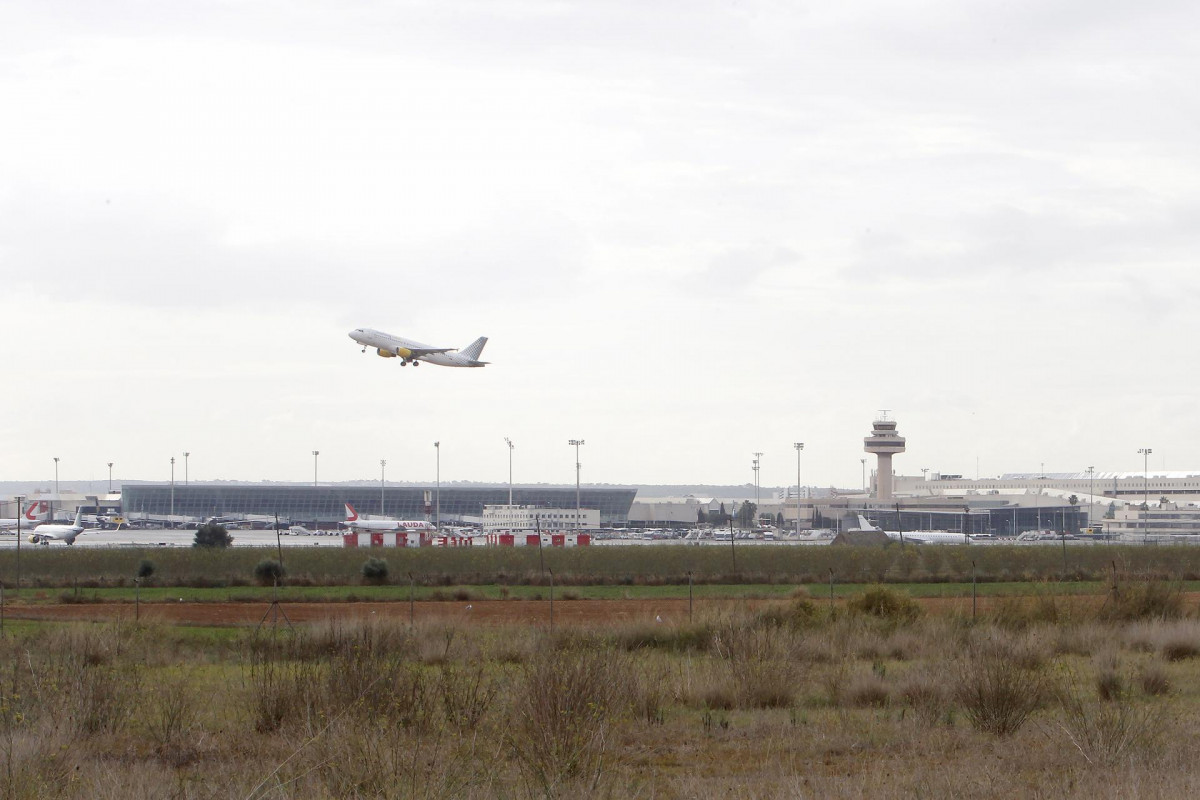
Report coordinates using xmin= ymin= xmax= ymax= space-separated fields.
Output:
xmin=193 ymin=523 xmax=232 ymax=548
xmin=136 ymin=560 xmax=155 ymax=579
xmin=954 ymin=636 xmax=1048 ymax=736
xmin=361 ymin=557 xmax=389 ymax=584
xmin=253 ymin=559 xmax=285 ymax=585
xmin=847 ymin=586 xmax=921 ymax=623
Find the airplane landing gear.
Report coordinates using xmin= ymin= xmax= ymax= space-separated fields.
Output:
xmin=361 ymin=347 xmax=366 ymax=353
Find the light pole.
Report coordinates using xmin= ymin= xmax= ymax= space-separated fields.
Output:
xmin=1138 ymin=448 xmax=1152 ymax=543
xmin=170 ymin=456 xmax=175 ymax=518
xmin=15 ymin=493 xmax=24 ymax=594
xmin=569 ymin=439 xmax=585 ymax=530
xmin=434 ymin=441 xmax=441 ymax=532
xmin=793 ymin=443 xmax=804 ymax=537
xmin=312 ymin=451 xmax=319 ymax=488
xmin=53 ymin=457 xmax=60 ymax=521
xmin=753 ymin=452 xmax=762 ymax=528
xmin=380 ymin=459 xmax=387 ymax=515
xmin=504 ymin=438 xmax=514 ymax=506
xmin=1086 ymin=465 xmax=1095 ymax=530
xmin=860 ymin=459 xmax=866 ymax=493
xmin=183 ymin=451 xmax=190 ymax=486
xmin=107 ymin=462 xmax=113 ymax=493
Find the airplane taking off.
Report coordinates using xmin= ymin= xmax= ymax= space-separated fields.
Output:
xmin=29 ymin=510 xmax=87 ymax=545
xmin=342 ymin=504 xmax=435 ymax=532
xmin=349 ymin=328 xmax=488 ymax=368
xmin=0 ymin=501 xmax=49 ymax=531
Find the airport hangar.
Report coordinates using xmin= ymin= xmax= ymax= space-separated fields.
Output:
xmin=121 ymin=484 xmax=637 ymax=527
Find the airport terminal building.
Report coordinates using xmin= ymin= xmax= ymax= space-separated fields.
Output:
xmin=121 ymin=484 xmax=637 ymax=527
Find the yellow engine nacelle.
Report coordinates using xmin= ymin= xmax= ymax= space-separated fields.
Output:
xmin=376 ymin=348 xmax=396 ymax=358
xmin=395 ymin=347 xmax=413 ymax=359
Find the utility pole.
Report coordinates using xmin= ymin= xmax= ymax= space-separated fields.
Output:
xmin=1138 ymin=448 xmax=1152 ymax=543
xmin=753 ymin=452 xmax=762 ymax=528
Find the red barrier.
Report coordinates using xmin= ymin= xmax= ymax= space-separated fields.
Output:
xmin=343 ymin=533 xmax=358 ymax=547
xmin=370 ymin=533 xmax=384 ymax=547
xmin=499 ymin=534 xmax=514 ymax=546
xmin=551 ymin=534 xmax=565 ymax=547
xmin=578 ymin=534 xmax=591 ymax=546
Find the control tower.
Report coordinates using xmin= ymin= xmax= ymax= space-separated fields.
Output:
xmin=864 ymin=412 xmax=906 ymax=500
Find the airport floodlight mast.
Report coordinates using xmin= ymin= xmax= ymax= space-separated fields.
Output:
xmin=753 ymin=452 xmax=763 ymax=524
xmin=434 ymin=441 xmax=440 ymax=531
xmin=1138 ymin=448 xmax=1152 ymax=542
xmin=380 ymin=459 xmax=387 ymax=514
xmin=184 ymin=452 xmax=190 ymax=486
xmin=1086 ymin=465 xmax=1095 ymax=528
xmin=860 ymin=459 xmax=866 ymax=493
xmin=53 ymin=456 xmax=59 ymax=496
xmin=170 ymin=457 xmax=175 ymax=517
xmin=504 ymin=438 xmax=514 ymax=505
xmin=107 ymin=462 xmax=113 ymax=493
xmin=569 ymin=439 xmax=585 ymax=530
xmin=15 ymin=493 xmax=24 ymax=592
xmin=312 ymin=451 xmax=319 ymax=488
xmin=793 ymin=443 xmax=804 ymax=537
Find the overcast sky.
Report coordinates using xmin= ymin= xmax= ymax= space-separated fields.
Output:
xmin=3 ymin=1 xmax=1198 ymax=490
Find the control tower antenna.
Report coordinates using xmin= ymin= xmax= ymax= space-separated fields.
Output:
xmin=864 ymin=412 xmax=906 ymax=501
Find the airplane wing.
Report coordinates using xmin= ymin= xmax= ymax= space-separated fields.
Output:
xmin=408 ymin=347 xmax=455 ymax=357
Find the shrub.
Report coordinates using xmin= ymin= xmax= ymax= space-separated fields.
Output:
xmin=1138 ymin=661 xmax=1171 ymax=696
xmin=843 ymin=673 xmax=891 ymax=708
xmin=1055 ymin=670 xmax=1164 ymax=765
xmin=253 ymin=559 xmax=285 ymax=586
xmin=361 ymin=557 xmax=389 ymax=584
xmin=846 ymin=586 xmax=921 ymax=623
xmin=954 ymin=637 xmax=1048 ymax=736
xmin=193 ymin=523 xmax=232 ymax=548
xmin=1099 ymin=580 xmax=1184 ymax=621
xmin=136 ymin=559 xmax=156 ymax=579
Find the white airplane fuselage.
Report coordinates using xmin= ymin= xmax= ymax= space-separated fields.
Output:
xmin=349 ymin=328 xmax=488 ymax=368
xmin=342 ymin=504 xmax=435 ymax=532
xmin=29 ymin=511 xmax=86 ymax=545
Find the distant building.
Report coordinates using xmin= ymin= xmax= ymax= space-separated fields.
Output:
xmin=481 ymin=504 xmax=598 ymax=532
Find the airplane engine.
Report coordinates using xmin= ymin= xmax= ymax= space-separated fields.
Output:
xmin=376 ymin=348 xmax=396 ymax=358
xmin=394 ymin=347 xmax=413 ymax=359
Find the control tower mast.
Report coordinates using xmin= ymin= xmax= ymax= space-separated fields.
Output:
xmin=864 ymin=412 xmax=906 ymax=501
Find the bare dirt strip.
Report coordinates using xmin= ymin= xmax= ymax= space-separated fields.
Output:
xmin=3 ymin=592 xmax=1168 ymax=627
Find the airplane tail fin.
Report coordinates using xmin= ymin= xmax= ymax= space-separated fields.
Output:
xmin=25 ymin=501 xmax=48 ymax=522
xmin=856 ymin=514 xmax=879 ymax=531
xmin=344 ymin=503 xmax=359 ymax=522
xmin=460 ymin=336 xmax=488 ymax=363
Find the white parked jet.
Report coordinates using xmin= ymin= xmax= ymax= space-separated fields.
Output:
xmin=855 ymin=515 xmax=972 ymax=545
xmin=0 ymin=500 xmax=49 ymax=531
xmin=349 ymin=328 xmax=488 ymax=368
xmin=29 ymin=510 xmax=87 ymax=545
xmin=342 ymin=504 xmax=435 ymax=532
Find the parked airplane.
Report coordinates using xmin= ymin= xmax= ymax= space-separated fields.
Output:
xmin=349 ymin=328 xmax=489 ymax=367
xmin=0 ymin=500 xmax=49 ymax=531
xmin=29 ymin=510 xmax=87 ymax=545
xmin=855 ymin=515 xmax=971 ymax=544
xmin=342 ymin=504 xmax=435 ymax=532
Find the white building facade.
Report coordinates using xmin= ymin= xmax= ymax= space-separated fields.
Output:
xmin=481 ymin=504 xmax=598 ymax=532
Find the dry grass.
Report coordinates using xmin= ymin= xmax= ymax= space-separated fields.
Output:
xmin=0 ymin=584 xmax=1198 ymax=798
